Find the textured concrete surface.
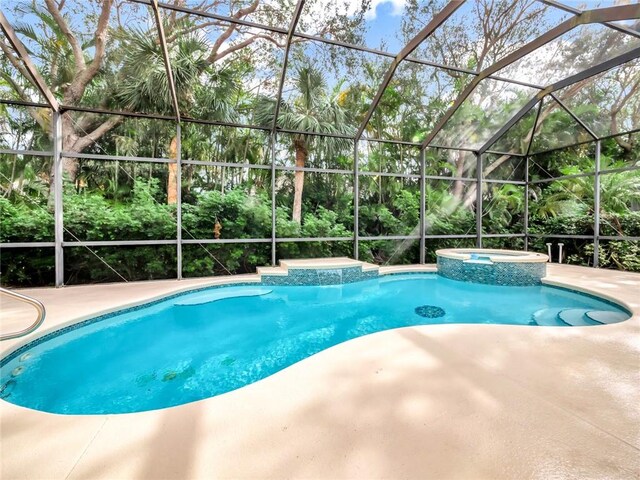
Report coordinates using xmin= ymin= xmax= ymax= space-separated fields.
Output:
xmin=1 ymin=264 xmax=639 ymax=480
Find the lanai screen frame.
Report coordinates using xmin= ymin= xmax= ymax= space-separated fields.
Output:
xmin=0 ymin=0 xmax=638 ymax=286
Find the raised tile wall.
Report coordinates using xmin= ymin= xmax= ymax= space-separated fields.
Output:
xmin=437 ymin=256 xmax=546 ymax=286
xmin=261 ymin=266 xmax=379 ymax=286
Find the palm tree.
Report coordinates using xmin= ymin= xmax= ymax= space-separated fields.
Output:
xmin=255 ymin=66 xmax=353 ymax=223
xmin=115 ymin=24 xmax=237 ymax=204
xmin=532 ymin=163 xmax=640 ymax=223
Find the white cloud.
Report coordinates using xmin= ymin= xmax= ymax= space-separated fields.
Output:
xmin=302 ymin=0 xmax=407 ymax=24
xmin=363 ymin=0 xmax=407 ymax=20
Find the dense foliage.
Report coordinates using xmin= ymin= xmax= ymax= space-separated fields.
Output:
xmin=2 ymin=133 xmax=638 ymax=286
xmin=0 ymin=0 xmax=639 ymax=286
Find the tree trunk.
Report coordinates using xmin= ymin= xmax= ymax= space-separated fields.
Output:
xmin=292 ymin=139 xmax=307 ymax=224
xmin=168 ymin=136 xmax=178 ymax=204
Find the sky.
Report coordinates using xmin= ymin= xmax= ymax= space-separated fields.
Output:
xmin=362 ymin=1 xmax=406 ymax=53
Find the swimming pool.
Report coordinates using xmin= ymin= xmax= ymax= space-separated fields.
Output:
xmin=0 ymin=273 xmax=630 ymax=415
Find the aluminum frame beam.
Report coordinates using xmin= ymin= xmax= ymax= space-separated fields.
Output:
xmin=537 ymin=0 xmax=640 ymax=39
xmin=150 ymin=0 xmax=181 ymax=122
xmin=269 ymin=0 xmax=305 ymax=265
xmin=594 ymin=140 xmax=601 ymax=267
xmin=419 ymin=148 xmax=426 ymax=264
xmin=271 ymin=0 xmax=305 ymax=133
xmin=476 ymin=152 xmax=483 ymax=248
xmin=0 ymin=242 xmax=56 ymax=248
xmin=62 ymin=152 xmax=174 ymax=163
xmin=0 ymin=149 xmax=53 ymax=157
xmin=354 ymin=141 xmax=360 ymax=259
xmin=525 ymin=101 xmax=544 ymax=158
xmin=530 ymin=160 xmax=640 ymax=179
xmin=422 ymin=4 xmax=640 ymax=152
xmin=524 ymin=155 xmax=530 ymax=250
xmin=61 ymin=105 xmax=175 ymax=121
xmin=354 ymin=0 xmax=465 ymax=141
xmin=530 ymin=172 xmax=594 ymax=185
xmin=52 ymin=112 xmax=64 ymax=287
xmin=483 ymin=233 xmax=526 ymax=238
xmin=176 ymin=123 xmax=182 ymax=279
xmin=62 ymin=240 xmax=177 ymax=247
xmin=359 ymin=235 xmax=420 ymax=241
xmin=550 ymin=93 xmax=598 ymax=140
xmin=527 ymin=234 xmax=594 ymax=239
xmin=0 ymin=11 xmax=60 ymax=111
xmin=0 ymin=98 xmax=50 ymax=108
xmin=424 ymin=234 xmax=477 ymax=239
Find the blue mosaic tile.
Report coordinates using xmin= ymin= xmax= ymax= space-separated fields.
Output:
xmin=261 ymin=266 xmax=378 ymax=286
xmin=437 ymin=256 xmax=546 ymax=286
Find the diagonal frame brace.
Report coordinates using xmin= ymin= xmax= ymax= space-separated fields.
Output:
xmin=550 ymin=93 xmax=598 ymax=140
xmin=0 ymin=10 xmax=59 ymax=111
xmin=150 ymin=0 xmax=181 ymax=121
xmin=537 ymin=0 xmax=640 ymax=39
xmin=271 ymin=0 xmax=306 ymax=133
xmin=420 ymin=3 xmax=640 ymax=152
xmin=354 ymin=0 xmax=466 ymax=142
xmin=478 ymin=44 xmax=640 ymax=154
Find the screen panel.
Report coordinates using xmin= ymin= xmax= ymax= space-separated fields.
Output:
xmin=497 ymin=23 xmax=640 ymax=87
xmin=410 ymin=0 xmax=573 ymax=71
xmin=432 ymin=78 xmax=538 ymax=150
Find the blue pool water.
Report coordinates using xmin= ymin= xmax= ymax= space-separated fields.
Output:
xmin=0 ymin=274 xmax=630 ymax=415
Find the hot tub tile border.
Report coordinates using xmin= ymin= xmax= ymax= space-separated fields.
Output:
xmin=437 ymin=256 xmax=546 ymax=286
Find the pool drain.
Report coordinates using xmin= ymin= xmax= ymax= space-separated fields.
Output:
xmin=415 ymin=305 xmax=446 ymax=318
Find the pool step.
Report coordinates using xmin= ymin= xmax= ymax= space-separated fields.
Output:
xmin=279 ymin=257 xmax=379 ymax=272
xmin=532 ymin=308 xmax=563 ymax=326
xmin=557 ymin=309 xmax=600 ymax=326
xmin=532 ymin=308 xmax=627 ymax=327
xmin=585 ymin=310 xmax=629 ymax=324
xmin=174 ymin=287 xmax=272 ymax=306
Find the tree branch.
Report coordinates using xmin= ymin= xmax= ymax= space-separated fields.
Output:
xmin=44 ymin=0 xmax=86 ymax=72
xmin=212 ymin=33 xmax=284 ymax=62
xmin=206 ymin=0 xmax=260 ymax=64
xmin=69 ymin=115 xmax=123 ymax=153
xmin=64 ymin=0 xmax=114 ymax=104
xmin=207 ymin=23 xmax=239 ymax=63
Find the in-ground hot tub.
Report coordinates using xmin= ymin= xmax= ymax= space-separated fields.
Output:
xmin=436 ymin=248 xmax=549 ymax=286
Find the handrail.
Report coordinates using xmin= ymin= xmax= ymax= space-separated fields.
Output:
xmin=0 ymin=287 xmax=46 ymax=341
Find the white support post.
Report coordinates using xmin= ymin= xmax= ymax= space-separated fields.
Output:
xmin=53 ymin=112 xmax=64 ymax=287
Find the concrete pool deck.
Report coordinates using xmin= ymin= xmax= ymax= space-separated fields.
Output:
xmin=0 ymin=264 xmax=639 ymax=479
